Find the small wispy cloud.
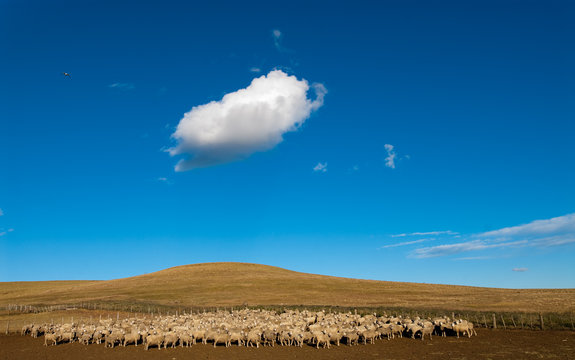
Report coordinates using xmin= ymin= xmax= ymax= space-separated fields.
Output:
xmin=481 ymin=213 xmax=575 ymax=239
xmin=454 ymin=256 xmax=495 ymax=261
xmin=109 ymin=82 xmax=135 ymax=91
xmin=512 ymin=267 xmax=528 ymax=272
xmin=313 ymin=162 xmax=327 ymax=172
xmin=250 ymin=67 xmax=261 ymax=73
xmin=381 ymin=239 xmax=428 ymax=248
xmin=272 ymin=29 xmax=293 ymax=53
xmin=0 ymin=229 xmax=13 ymax=237
xmin=273 ymin=29 xmax=283 ymax=51
xmin=414 ymin=240 xmax=528 ymax=258
xmin=156 ymin=177 xmax=173 ymax=185
xmin=392 ymin=230 xmax=458 ymax=238
xmin=410 ymin=213 xmax=575 ymax=259
xmin=384 ymin=144 xmax=397 ymax=169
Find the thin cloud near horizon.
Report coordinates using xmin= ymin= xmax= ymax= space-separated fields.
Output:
xmin=392 ymin=230 xmax=458 ymax=238
xmin=410 ymin=213 xmax=575 ymax=259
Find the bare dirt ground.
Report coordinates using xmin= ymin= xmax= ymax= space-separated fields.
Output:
xmin=1 ymin=329 xmax=574 ymax=360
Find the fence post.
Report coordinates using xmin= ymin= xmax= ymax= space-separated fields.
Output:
xmin=500 ymin=315 xmax=506 ymax=330
xmin=482 ymin=314 xmax=487 ymax=328
xmin=539 ymin=313 xmax=545 ymax=330
xmin=492 ymin=314 xmax=497 ymax=329
xmin=511 ymin=316 xmax=516 ymax=328
xmin=5 ymin=320 xmax=9 ymax=334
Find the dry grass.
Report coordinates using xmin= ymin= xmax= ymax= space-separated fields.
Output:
xmin=0 ymin=262 xmax=573 ymax=313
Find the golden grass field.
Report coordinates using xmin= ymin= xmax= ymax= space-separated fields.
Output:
xmin=1 ymin=262 xmax=574 ymax=313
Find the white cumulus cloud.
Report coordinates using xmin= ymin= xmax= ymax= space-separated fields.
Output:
xmin=169 ymin=70 xmax=326 ymax=171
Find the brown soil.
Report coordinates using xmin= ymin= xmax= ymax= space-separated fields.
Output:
xmin=1 ymin=329 xmax=574 ymax=360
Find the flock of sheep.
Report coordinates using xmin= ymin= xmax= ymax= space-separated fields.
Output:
xmin=22 ymin=309 xmax=477 ymax=350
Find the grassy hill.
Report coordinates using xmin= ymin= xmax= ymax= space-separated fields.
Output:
xmin=1 ymin=262 xmax=573 ymax=313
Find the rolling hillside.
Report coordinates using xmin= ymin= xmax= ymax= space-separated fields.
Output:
xmin=1 ymin=263 xmax=573 ymax=312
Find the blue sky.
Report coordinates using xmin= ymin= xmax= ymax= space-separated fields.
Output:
xmin=1 ymin=0 xmax=574 ymax=288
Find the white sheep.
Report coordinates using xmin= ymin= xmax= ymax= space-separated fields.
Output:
xmin=44 ymin=333 xmax=58 ymax=346
xmin=123 ymin=331 xmax=140 ymax=346
xmin=145 ymin=333 xmax=164 ymax=350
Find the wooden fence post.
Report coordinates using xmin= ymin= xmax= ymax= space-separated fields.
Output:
xmin=500 ymin=315 xmax=506 ymax=330
xmin=492 ymin=314 xmax=497 ymax=329
xmin=5 ymin=320 xmax=9 ymax=334
xmin=482 ymin=314 xmax=487 ymax=328
xmin=539 ymin=313 xmax=545 ymax=330
xmin=511 ymin=316 xmax=516 ymax=328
